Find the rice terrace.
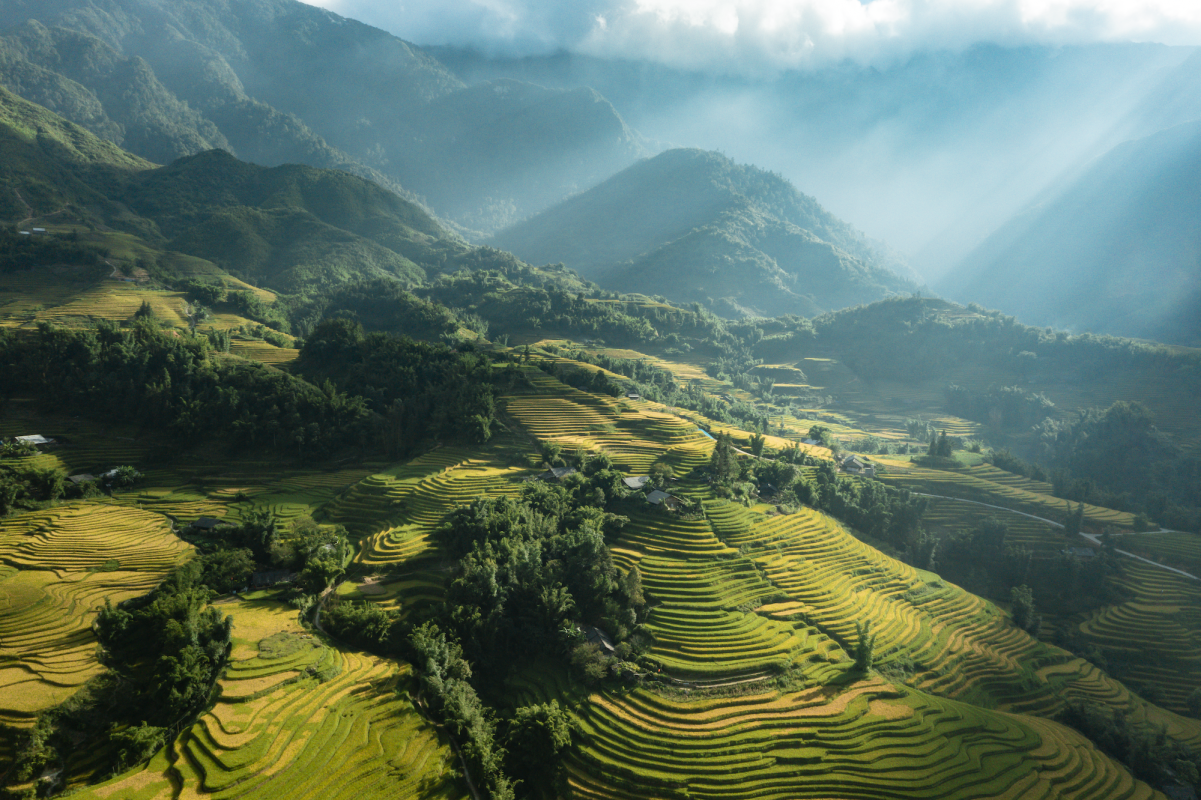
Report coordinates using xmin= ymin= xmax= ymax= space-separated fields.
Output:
xmin=2 ymin=3 xmax=1201 ymax=799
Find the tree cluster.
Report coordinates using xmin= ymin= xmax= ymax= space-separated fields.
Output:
xmin=294 ymin=318 xmax=500 ymax=453
xmin=0 ymin=322 xmax=373 ymax=457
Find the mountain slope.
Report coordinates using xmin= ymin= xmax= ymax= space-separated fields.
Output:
xmin=942 ymin=120 xmax=1201 ymax=345
xmin=0 ymin=0 xmax=648 ymax=232
xmin=490 ymin=148 xmax=918 ymax=317
xmin=0 ymin=87 xmax=461 ymax=294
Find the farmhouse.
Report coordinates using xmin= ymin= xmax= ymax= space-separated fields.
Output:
xmin=579 ymin=624 xmax=617 ymax=655
xmin=250 ymin=570 xmax=296 ymax=589
xmin=625 ymin=392 xmax=641 ymax=401
xmin=1061 ymin=547 xmax=1097 ymax=559
xmin=16 ymin=434 xmax=54 ymax=446
xmin=647 ymin=490 xmax=682 ymax=510
xmin=538 ymin=466 xmax=576 ymax=482
xmin=623 ymin=475 xmax=650 ymax=490
xmin=67 ymin=474 xmax=96 ymax=485
xmin=191 ymin=516 xmax=225 ymax=531
xmin=840 ymin=455 xmax=876 ymax=477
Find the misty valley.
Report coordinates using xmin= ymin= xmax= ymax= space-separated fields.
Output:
xmin=1 ymin=1 xmax=1200 ymax=799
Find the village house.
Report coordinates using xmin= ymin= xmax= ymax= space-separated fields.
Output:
xmin=538 ymin=465 xmax=576 ymax=482
xmin=840 ymin=455 xmax=876 ymax=478
xmin=579 ymin=624 xmax=617 ymax=656
xmin=647 ymin=489 xmax=682 ymax=510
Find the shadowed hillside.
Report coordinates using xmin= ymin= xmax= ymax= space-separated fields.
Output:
xmin=942 ymin=120 xmax=1201 ymax=346
xmin=490 ymin=148 xmax=919 ymax=317
xmin=0 ymin=0 xmax=647 ymax=232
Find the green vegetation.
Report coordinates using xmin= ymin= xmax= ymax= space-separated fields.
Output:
xmin=0 ymin=321 xmax=373 ymax=455
xmin=4 ymin=58 xmax=1201 ymax=800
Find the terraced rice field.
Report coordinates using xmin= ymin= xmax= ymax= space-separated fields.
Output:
xmin=0 ymin=504 xmax=192 ymax=729
xmin=877 ymin=462 xmax=1137 ymax=530
xmin=710 ymin=504 xmax=1201 ymax=746
xmin=504 ymin=369 xmax=713 ymax=476
xmin=922 ymin=497 xmax=1066 ymax=554
xmin=1115 ymin=530 xmax=1201 ymax=576
xmin=564 ymin=680 xmax=1164 ymax=800
xmin=76 ymin=601 xmax=467 ymax=800
xmin=1066 ymin=559 xmax=1201 ymax=715
xmin=0 ymin=275 xmax=190 ymax=328
xmin=227 ymin=339 xmax=299 ymax=364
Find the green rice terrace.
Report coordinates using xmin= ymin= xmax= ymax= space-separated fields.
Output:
xmin=2 ymin=323 xmax=1200 ymax=799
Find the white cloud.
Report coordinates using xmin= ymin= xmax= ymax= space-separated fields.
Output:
xmin=306 ymin=0 xmax=1201 ymax=71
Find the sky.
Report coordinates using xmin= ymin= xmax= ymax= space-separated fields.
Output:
xmin=307 ymin=0 xmax=1201 ymax=73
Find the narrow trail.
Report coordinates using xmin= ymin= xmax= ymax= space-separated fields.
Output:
xmin=12 ymin=188 xmax=34 ymax=228
xmin=913 ymin=492 xmax=1199 ymax=582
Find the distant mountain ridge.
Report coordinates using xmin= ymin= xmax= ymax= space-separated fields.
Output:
xmin=0 ymin=0 xmax=648 ymax=233
xmin=942 ymin=119 xmax=1201 ymax=346
xmin=490 ymin=148 xmax=919 ymax=318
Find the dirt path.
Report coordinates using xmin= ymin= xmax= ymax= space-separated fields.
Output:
xmin=913 ymin=492 xmax=1199 ymax=582
xmin=12 ymin=188 xmax=34 ymax=228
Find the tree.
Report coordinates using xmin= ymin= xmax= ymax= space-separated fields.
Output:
xmin=34 ymin=467 xmax=64 ymax=501
xmin=649 ymin=462 xmax=673 ymax=488
xmin=1187 ymin=687 xmax=1201 ymax=718
xmin=505 ymin=701 xmax=575 ymax=796
xmin=108 ymin=465 xmax=142 ymax=489
xmin=1010 ymin=584 xmax=1040 ymax=635
xmin=928 ymin=430 xmax=953 ymax=458
xmin=709 ymin=433 xmax=739 ymax=486
xmin=748 ymin=432 xmax=766 ymax=458
xmin=1064 ymin=501 xmax=1085 ymax=539
xmin=540 ymin=441 xmax=564 ymax=467
xmin=108 ymin=723 xmax=166 ymax=773
xmin=854 ymin=620 xmax=876 ymax=672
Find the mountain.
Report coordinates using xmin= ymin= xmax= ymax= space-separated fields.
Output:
xmin=0 ymin=86 xmax=472 ymax=295
xmin=941 ymin=120 xmax=1201 ymax=346
xmin=490 ymin=148 xmax=919 ymax=317
xmin=0 ymin=0 xmax=648 ymax=233
xmin=436 ymin=43 xmax=1199 ymax=274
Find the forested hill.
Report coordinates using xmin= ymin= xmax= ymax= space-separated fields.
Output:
xmin=942 ymin=119 xmax=1201 ymax=346
xmin=0 ymin=0 xmax=647 ymax=232
xmin=0 ymin=87 xmax=515 ymax=296
xmin=489 ymin=148 xmax=919 ymax=318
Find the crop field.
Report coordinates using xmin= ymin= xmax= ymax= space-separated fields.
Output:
xmin=76 ymin=600 xmax=468 ymax=800
xmin=0 ymin=273 xmax=190 ymax=328
xmin=353 ymin=458 xmax=526 ymax=569
xmin=1065 ymin=559 xmax=1201 ymax=715
xmin=921 ymin=497 xmax=1067 ymax=554
xmin=876 ymin=462 xmax=1137 ymax=530
xmin=700 ymin=503 xmax=1201 ymax=746
xmin=0 ymin=504 xmax=192 ymax=729
xmin=1114 ymin=531 xmax=1201 ymax=576
xmin=563 ymin=680 xmax=1162 ymax=800
xmin=227 ymin=339 xmax=300 ymax=364
xmin=504 ymin=368 xmax=714 ymax=475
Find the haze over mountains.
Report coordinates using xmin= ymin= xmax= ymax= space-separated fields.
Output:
xmin=0 ymin=0 xmax=647 ymax=234
xmin=1 ymin=0 xmax=1200 ymax=341
xmin=942 ymin=119 xmax=1201 ymax=345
